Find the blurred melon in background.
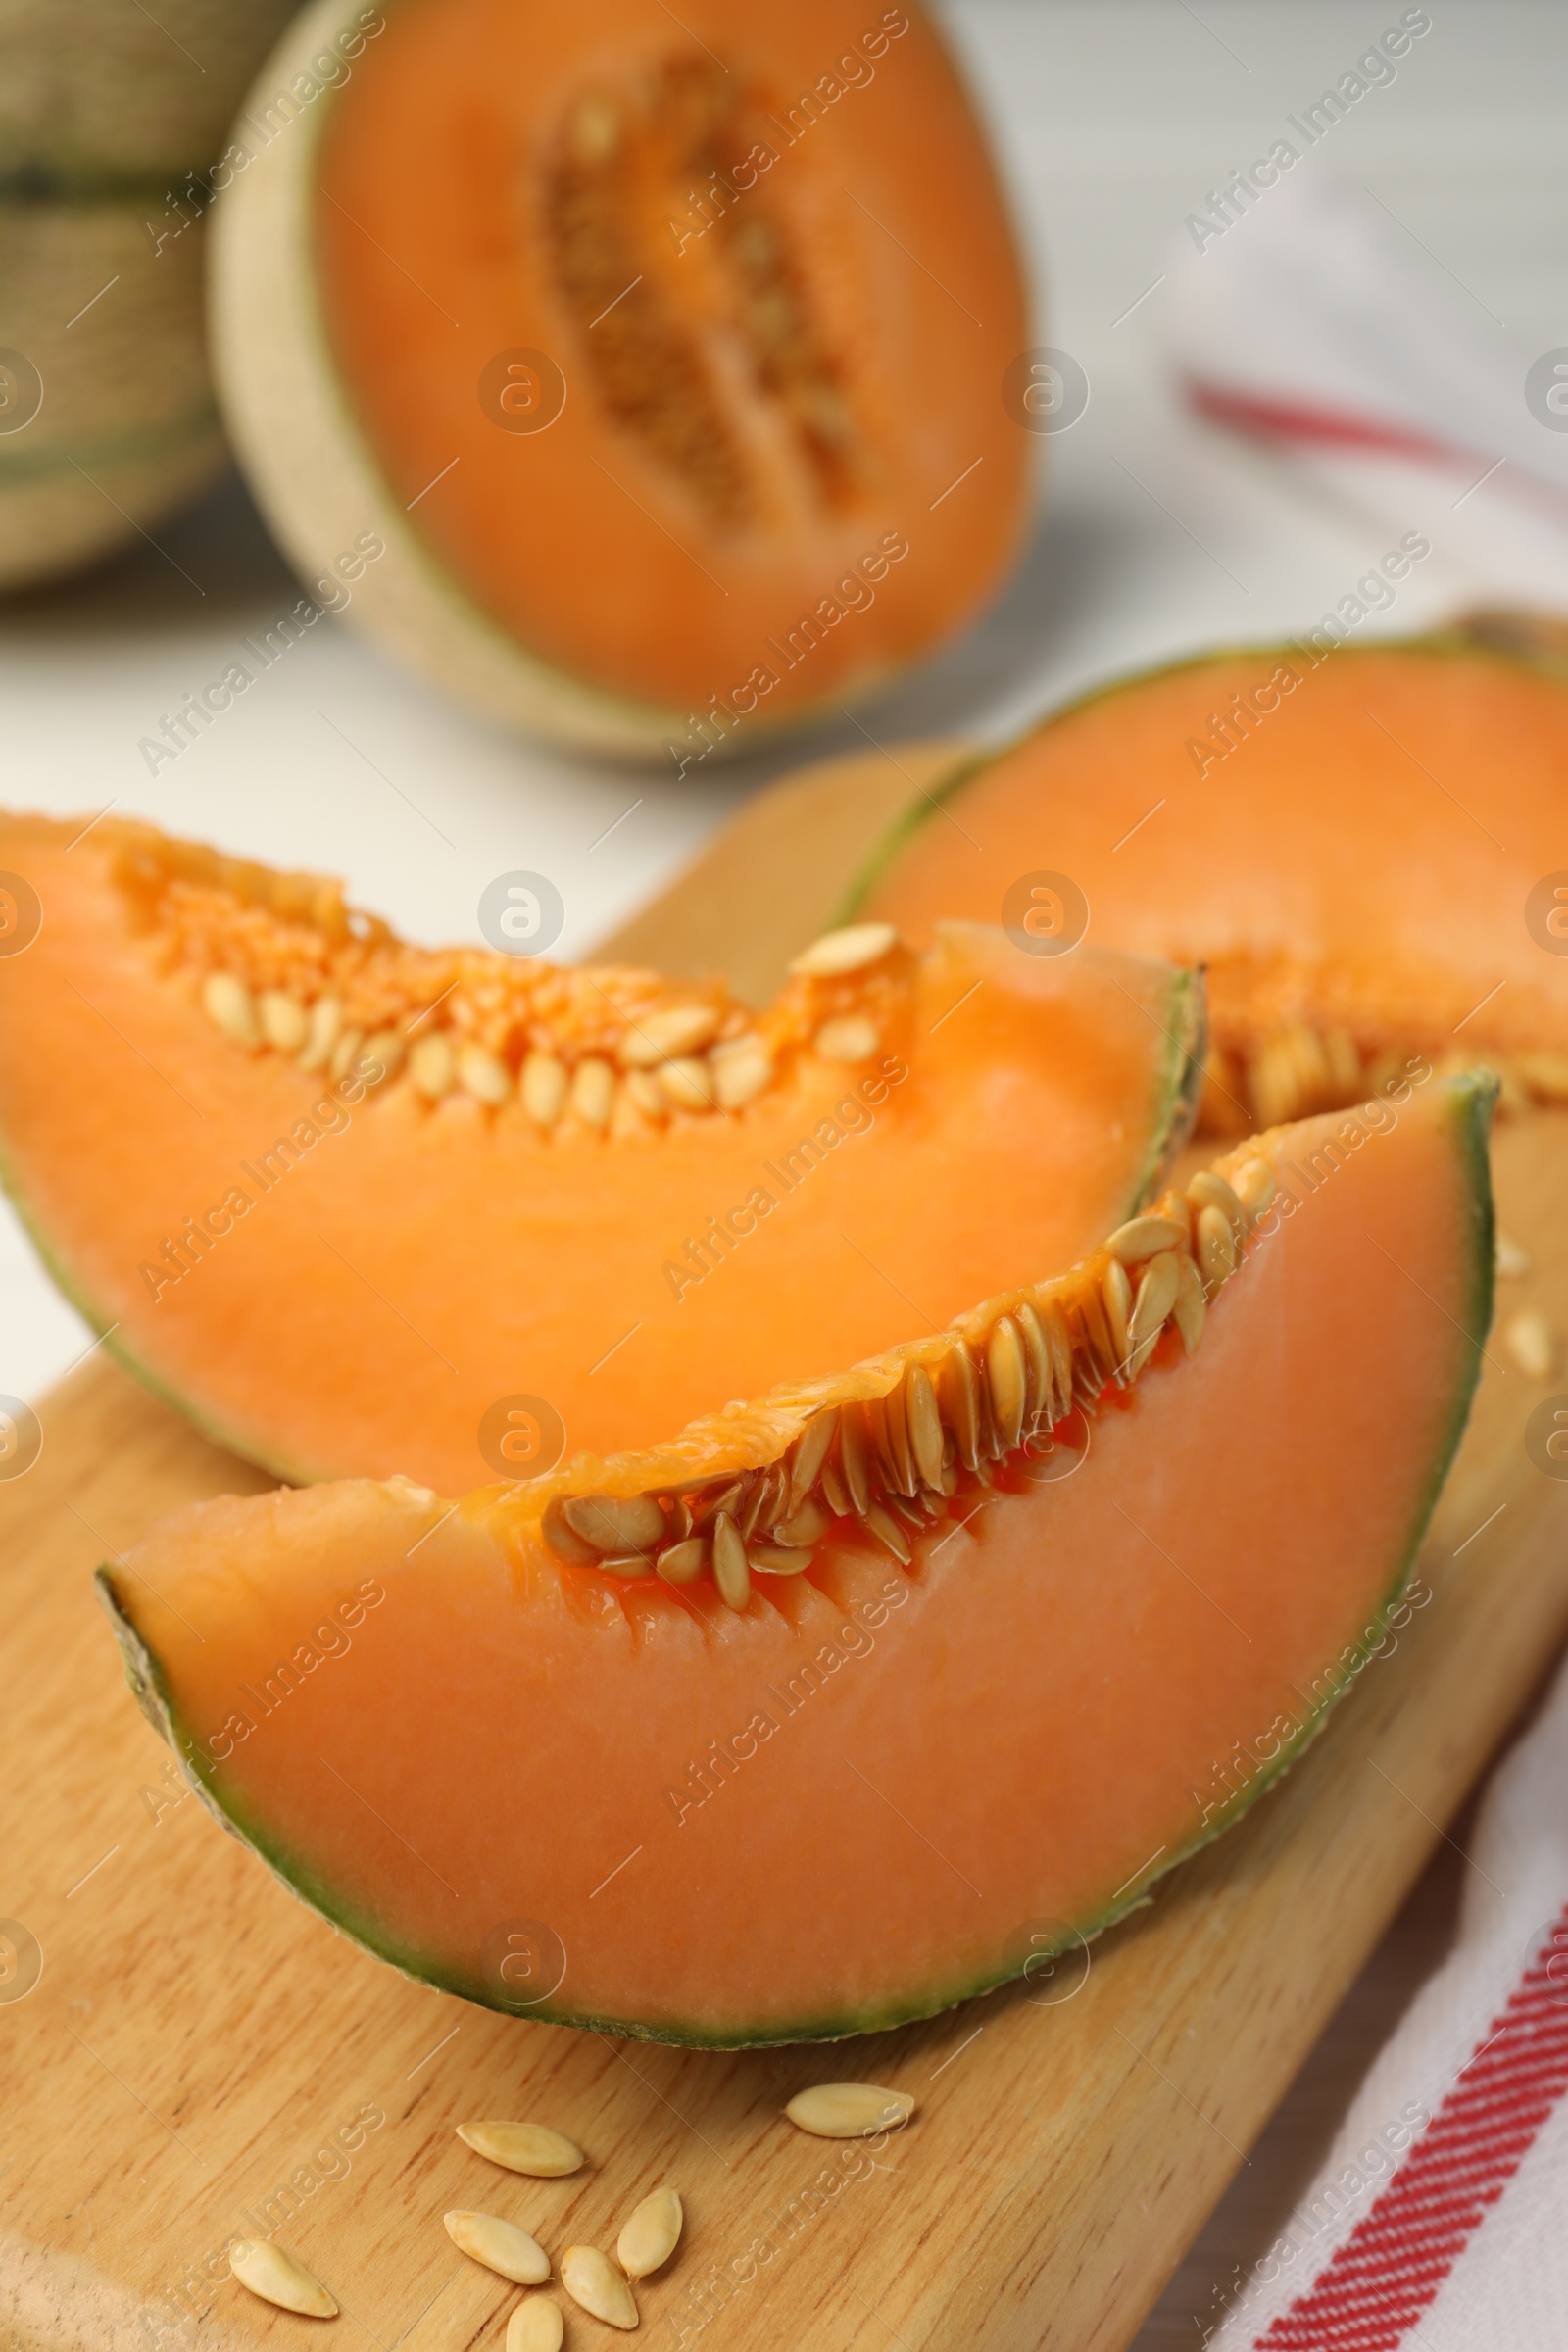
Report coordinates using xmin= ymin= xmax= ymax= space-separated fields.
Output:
xmin=0 ymin=0 xmax=297 ymax=589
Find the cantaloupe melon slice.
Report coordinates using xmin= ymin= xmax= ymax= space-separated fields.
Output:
xmin=99 ymin=1073 xmax=1494 ymax=2047
xmin=211 ymin=0 xmax=1030 ymax=757
xmin=0 ymin=815 xmax=1201 ymax=1492
xmin=852 ymin=635 xmax=1568 ymax=1131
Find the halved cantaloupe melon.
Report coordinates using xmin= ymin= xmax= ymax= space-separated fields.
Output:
xmin=99 ymin=1073 xmax=1494 ymax=2046
xmin=0 ymin=815 xmax=1201 ymax=1491
xmin=853 ymin=634 xmax=1568 ymax=1131
xmin=211 ymin=0 xmax=1030 ymax=757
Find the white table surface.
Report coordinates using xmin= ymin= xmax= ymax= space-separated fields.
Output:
xmin=4 ymin=5 xmax=1563 ymax=2336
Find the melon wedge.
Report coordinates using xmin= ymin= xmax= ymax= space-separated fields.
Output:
xmin=212 ymin=0 xmax=1030 ymax=756
xmin=0 ymin=815 xmax=1202 ymax=1491
xmin=98 ymin=1072 xmax=1494 ymax=2047
xmin=852 ymin=635 xmax=1568 ymax=1130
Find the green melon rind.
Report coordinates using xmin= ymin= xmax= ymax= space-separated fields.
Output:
xmin=832 ymin=631 xmax=1568 ymax=929
xmin=94 ymin=1075 xmax=1494 ymax=2048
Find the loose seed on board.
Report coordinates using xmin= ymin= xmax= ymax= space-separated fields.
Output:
xmin=444 ymin=2210 xmax=551 ymax=2285
xmin=458 ymin=1042 xmax=512 ymax=1106
xmin=1105 ymin=1214 xmax=1186 ymax=1267
xmin=297 ymin=993 xmax=343 ymax=1071
xmin=507 ymin=2301 xmax=565 ymax=2352
xmin=457 ymin=2121 xmax=586 ymax=2177
xmin=784 ymin=2083 xmax=915 ymax=2139
xmin=228 ymin=2238 xmax=337 ymax=2318
xmin=560 ymin=2246 xmax=638 ymax=2330
xmin=1505 ymin=1308 xmax=1558 ymax=1381
xmin=202 ymin=971 xmax=260 ymax=1048
xmin=617 ymin=2188 xmax=683 ymax=2279
xmin=570 ymin=1055 xmax=616 ymax=1129
xmin=562 ymin=1494 xmax=666 ymax=1557
xmin=1196 ymin=1203 xmax=1237 ymax=1292
xmin=1495 ymin=1233 xmax=1531 ymax=1280
xmin=410 ymin=1031 xmax=455 ymax=1101
xmin=813 ymin=1015 xmax=879 ymax=1064
xmin=259 ymin=988 xmax=309 ymax=1054
xmin=711 ymin=1513 xmax=751 ymax=1609
xmin=618 ymin=1004 xmax=719 ymax=1066
xmin=523 ymin=1051 xmax=569 ymax=1127
xmin=788 ymin=921 xmax=897 ymax=979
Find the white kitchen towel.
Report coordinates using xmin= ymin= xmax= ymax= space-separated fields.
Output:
xmin=1210 ymin=1649 xmax=1568 ymax=2349
xmin=1162 ymin=171 xmax=1568 ymax=608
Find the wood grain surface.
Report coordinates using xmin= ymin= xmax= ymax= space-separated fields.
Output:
xmin=3 ymin=747 xmax=1567 ymax=2352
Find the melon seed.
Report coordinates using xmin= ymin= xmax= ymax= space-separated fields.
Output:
xmin=570 ymin=1056 xmax=615 ymax=1129
xmin=329 ymin=1025 xmax=367 ymax=1084
xmin=784 ymin=2082 xmax=915 ymax=2139
xmin=711 ymin=1512 xmax=751 ymax=1610
xmin=561 ymin=2246 xmax=638 ymax=2330
xmin=457 ymin=2120 xmax=586 ymax=2177
xmin=818 ymin=1455 xmax=851 ymax=1517
xmin=364 ymin=1027 xmax=404 ymax=1085
xmin=228 ymin=2238 xmax=337 ymax=2318
xmin=458 ymin=1042 xmax=512 ymax=1106
xmin=862 ymin=1501 xmax=911 ymax=1565
xmin=1231 ymin=1157 xmax=1276 ymax=1222
xmin=410 ymin=1032 xmax=455 ymax=1101
xmin=838 ymin=1401 xmax=875 ymax=1514
xmin=1495 ymin=1232 xmax=1531 ymax=1280
xmin=563 ymin=1494 xmax=666 ymax=1557
xmin=1127 ymin=1250 xmax=1181 ymax=1366
xmin=1172 ymin=1252 xmax=1206 ymax=1355
xmin=259 ymin=988 xmax=310 ymax=1054
xmin=1505 ymin=1308 xmax=1557 ymax=1381
xmin=789 ymin=922 xmax=896 ymax=978
xmin=710 ymin=1038 xmax=773 ymax=1110
xmin=940 ymin=1342 xmax=983 ymax=1474
xmin=1105 ymin=1213 xmax=1186 ymax=1266
xmin=507 ymin=2302 xmax=564 ymax=2352
xmin=787 ymin=1407 xmax=837 ymax=1510
xmin=202 ymin=971 xmax=260 ymax=1048
xmin=523 ymin=1051 xmax=569 ymax=1127
xmin=619 ymin=1004 xmax=718 ymax=1066
xmin=903 ymin=1364 xmax=946 ymax=1489
xmin=616 ymin=2188 xmax=683 ymax=2280
xmin=444 ymin=2210 xmax=551 ymax=2285
xmin=622 ymin=1069 xmax=667 ymax=1121
xmin=814 ymin=1015 xmax=879 ymax=1063
xmin=1188 ymin=1169 xmax=1246 ymax=1247
xmin=987 ymin=1316 xmax=1027 ymax=1453
xmin=655 ymin=1537 xmax=708 ymax=1585
xmin=1154 ymin=1188 xmax=1193 ymax=1247
xmin=1102 ymin=1255 xmax=1133 ymax=1371
xmin=750 ymin=1543 xmax=810 ymax=1573
xmin=298 ymin=993 xmax=343 ymax=1071
xmin=1195 ymin=1203 xmax=1237 ymax=1292
xmin=773 ymin=1494 xmax=831 ymax=1547
xmin=658 ymin=1056 xmax=716 ymax=1112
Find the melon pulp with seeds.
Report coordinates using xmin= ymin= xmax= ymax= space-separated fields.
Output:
xmin=211 ymin=0 xmax=1030 ymax=758
xmin=852 ymin=634 xmax=1568 ymax=1133
xmin=0 ymin=814 xmax=1202 ymax=1493
xmin=99 ymin=1074 xmax=1494 ymax=2046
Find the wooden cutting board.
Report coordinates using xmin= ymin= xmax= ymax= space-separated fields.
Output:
xmin=4 ymin=744 xmax=1568 ymax=2352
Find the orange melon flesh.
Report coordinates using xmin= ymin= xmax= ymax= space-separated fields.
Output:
xmin=100 ymin=1076 xmax=1493 ymax=2046
xmin=0 ymin=816 xmax=1201 ymax=1491
xmin=312 ymin=0 xmax=1028 ymax=722
xmin=857 ymin=639 xmax=1568 ymax=1120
